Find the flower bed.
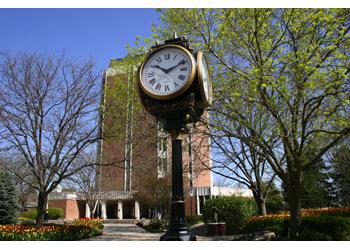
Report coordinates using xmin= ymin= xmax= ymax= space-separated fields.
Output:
xmin=246 ymin=207 xmax=350 ymax=226
xmin=301 ymin=207 xmax=350 ymax=217
xmin=69 ymin=218 xmax=103 ymax=229
xmin=244 ymin=207 xmax=350 ymax=240
xmin=0 ymin=218 xmax=103 ymax=240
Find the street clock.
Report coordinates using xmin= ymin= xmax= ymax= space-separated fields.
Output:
xmin=137 ymin=35 xmax=213 ymax=241
xmin=138 ymin=36 xmax=213 ymax=129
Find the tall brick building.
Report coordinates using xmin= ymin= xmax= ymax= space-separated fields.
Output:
xmin=95 ymin=59 xmax=214 ymax=219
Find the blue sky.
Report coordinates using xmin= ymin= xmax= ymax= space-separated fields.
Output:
xmin=0 ymin=9 xmax=160 ymax=71
xmin=0 ymin=8 xmax=230 ymax=186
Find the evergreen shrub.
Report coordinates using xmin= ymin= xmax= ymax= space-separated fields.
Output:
xmin=299 ymin=216 xmax=350 ymax=240
xmin=266 ymin=195 xmax=286 ymax=214
xmin=0 ymin=171 xmax=19 ymax=225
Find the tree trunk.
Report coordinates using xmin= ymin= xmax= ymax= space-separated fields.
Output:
xmin=90 ymin=209 xmax=93 ymax=219
xmin=36 ymin=191 xmax=48 ymax=226
xmin=287 ymin=182 xmax=302 ymax=239
xmin=21 ymin=200 xmax=25 ymax=213
xmin=258 ymin=198 xmax=267 ymax=216
xmin=253 ymin=192 xmax=267 ymax=215
xmin=89 ymin=204 xmax=94 ymax=219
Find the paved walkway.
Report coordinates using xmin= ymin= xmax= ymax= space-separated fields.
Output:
xmin=84 ymin=223 xmax=238 ymax=241
xmin=84 ymin=223 xmax=162 ymax=241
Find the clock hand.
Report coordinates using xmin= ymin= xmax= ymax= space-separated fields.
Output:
xmin=164 ymin=59 xmax=186 ymax=73
xmin=150 ymin=65 xmax=167 ymax=73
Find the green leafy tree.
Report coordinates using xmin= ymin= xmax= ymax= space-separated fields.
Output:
xmin=0 ymin=171 xmax=19 ymax=224
xmin=265 ymin=183 xmax=286 ymax=214
xmin=299 ymin=149 xmax=331 ymax=208
xmin=149 ymin=9 xmax=350 ymax=238
xmin=331 ymin=144 xmax=350 ymax=206
xmin=198 ymin=89 xmax=278 ymax=216
xmin=209 ymin=128 xmax=277 ymax=215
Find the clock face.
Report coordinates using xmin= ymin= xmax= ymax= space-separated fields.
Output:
xmin=139 ymin=45 xmax=196 ymax=100
xmin=197 ymin=51 xmax=213 ymax=108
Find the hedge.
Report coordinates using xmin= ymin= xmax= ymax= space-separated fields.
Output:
xmin=21 ymin=207 xmax=64 ymax=220
xmin=47 ymin=207 xmax=64 ymax=220
xmin=299 ymin=216 xmax=350 ymax=240
xmin=202 ymin=196 xmax=257 ymax=234
xmin=20 ymin=210 xmax=37 ymax=220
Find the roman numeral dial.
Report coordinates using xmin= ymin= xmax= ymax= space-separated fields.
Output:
xmin=139 ymin=45 xmax=196 ymax=100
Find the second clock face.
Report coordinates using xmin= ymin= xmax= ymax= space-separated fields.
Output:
xmin=140 ymin=45 xmax=195 ymax=100
xmin=197 ymin=51 xmax=213 ymax=108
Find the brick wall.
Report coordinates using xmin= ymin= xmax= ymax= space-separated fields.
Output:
xmin=100 ymin=74 xmax=127 ymax=191
xmin=184 ymin=195 xmax=197 ymax=217
xmin=100 ymin=71 xmax=159 ymax=193
xmin=48 ymin=199 xmax=81 ymax=220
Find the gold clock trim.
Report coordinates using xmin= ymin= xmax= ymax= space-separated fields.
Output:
xmin=138 ymin=44 xmax=196 ymax=101
xmin=197 ymin=51 xmax=213 ymax=108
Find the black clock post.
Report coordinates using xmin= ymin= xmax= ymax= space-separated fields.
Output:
xmin=159 ymin=128 xmax=195 ymax=241
xmin=138 ymin=34 xmax=212 ymax=241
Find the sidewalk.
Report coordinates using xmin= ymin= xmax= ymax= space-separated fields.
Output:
xmin=84 ymin=223 xmax=238 ymax=241
xmin=84 ymin=223 xmax=162 ymax=241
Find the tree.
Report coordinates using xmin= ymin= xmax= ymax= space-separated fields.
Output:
xmin=299 ymin=149 xmax=331 ymax=208
xmin=331 ymin=144 xmax=350 ymax=206
xmin=0 ymin=53 xmax=101 ymax=226
xmin=133 ymin=175 xmax=171 ymax=219
xmin=265 ymin=182 xmax=286 ymax=214
xmin=0 ymin=170 xmax=19 ymax=224
xmin=66 ymin=152 xmax=99 ymax=218
xmin=4 ymin=156 xmax=37 ymax=212
xmin=151 ymin=9 xmax=350 ymax=238
xmin=207 ymin=101 xmax=277 ymax=215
